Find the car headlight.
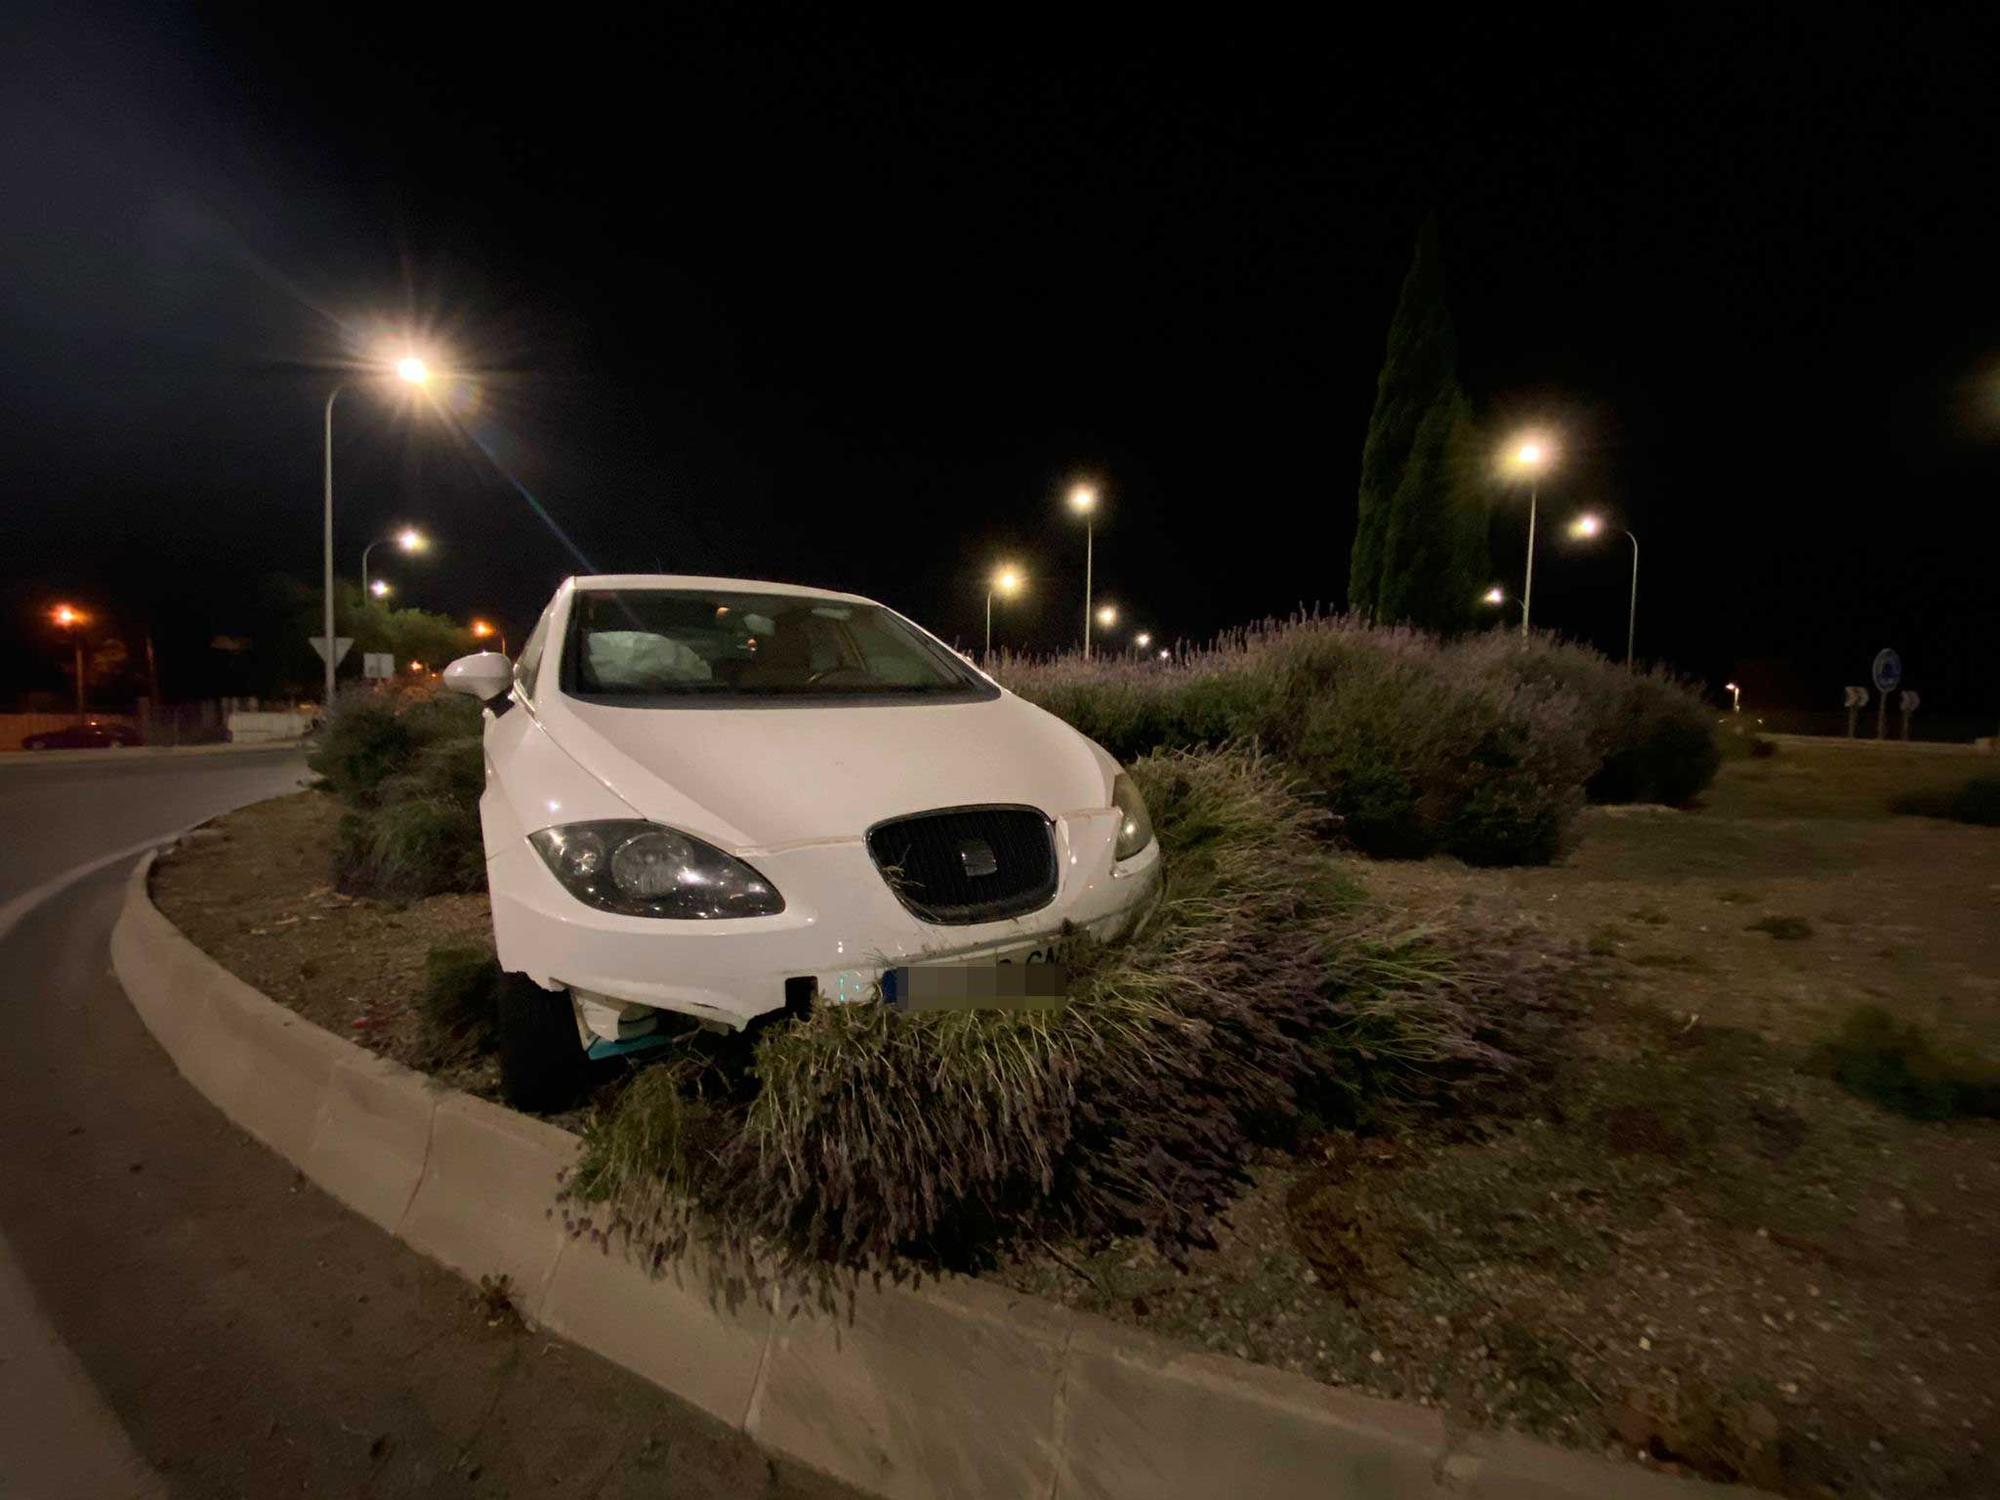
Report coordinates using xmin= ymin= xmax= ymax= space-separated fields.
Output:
xmin=1111 ymin=773 xmax=1154 ymax=860
xmin=528 ymin=820 xmax=784 ymax=919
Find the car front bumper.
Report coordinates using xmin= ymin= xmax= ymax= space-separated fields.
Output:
xmin=487 ymin=807 xmax=1163 ymax=1028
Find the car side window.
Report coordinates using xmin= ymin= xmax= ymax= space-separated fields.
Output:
xmin=514 ymin=610 xmax=553 ymax=703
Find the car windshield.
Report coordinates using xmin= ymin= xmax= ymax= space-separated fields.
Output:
xmin=560 ymin=588 xmax=991 ymax=703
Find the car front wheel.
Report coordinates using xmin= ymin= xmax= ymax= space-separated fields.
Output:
xmin=497 ymin=972 xmax=588 ymax=1113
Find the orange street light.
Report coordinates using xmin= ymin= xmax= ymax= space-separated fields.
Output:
xmin=50 ymin=602 xmax=89 ymax=724
xmin=471 ymin=618 xmax=507 ymax=654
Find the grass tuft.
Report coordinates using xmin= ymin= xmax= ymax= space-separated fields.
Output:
xmin=1808 ymin=1004 xmax=2000 ymax=1121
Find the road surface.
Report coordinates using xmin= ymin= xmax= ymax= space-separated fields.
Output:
xmin=0 ymin=750 xmax=847 ymax=1499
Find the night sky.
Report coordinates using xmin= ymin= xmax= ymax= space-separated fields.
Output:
xmin=3 ymin=5 xmax=1996 ymax=728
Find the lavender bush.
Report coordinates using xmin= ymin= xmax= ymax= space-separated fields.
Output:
xmin=995 ymin=614 xmax=1716 ymax=865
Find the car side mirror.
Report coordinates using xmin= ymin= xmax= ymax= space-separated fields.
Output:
xmin=443 ymin=651 xmax=514 ymax=706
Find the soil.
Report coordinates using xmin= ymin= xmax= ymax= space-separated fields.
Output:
xmin=154 ymin=745 xmax=2000 ymax=1499
xmin=999 ymin=741 xmax=2000 ymax=1500
xmin=151 ymin=790 xmax=502 ymax=1098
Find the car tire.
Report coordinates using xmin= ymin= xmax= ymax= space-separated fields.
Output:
xmin=497 ymin=972 xmax=588 ymax=1113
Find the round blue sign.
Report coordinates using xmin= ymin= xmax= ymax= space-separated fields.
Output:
xmin=1871 ymin=648 xmax=1902 ymax=694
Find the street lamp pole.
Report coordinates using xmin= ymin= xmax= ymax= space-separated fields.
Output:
xmin=1520 ymin=482 xmax=1538 ymax=637
xmin=1621 ymin=528 xmax=1639 ymax=670
xmin=1067 ymin=483 xmax=1099 ymax=659
xmin=1082 ymin=515 xmax=1093 ymax=659
xmin=323 ymin=384 xmax=343 ymax=712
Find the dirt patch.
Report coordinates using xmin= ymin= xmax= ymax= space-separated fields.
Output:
xmin=151 ymin=791 xmax=500 ymax=1097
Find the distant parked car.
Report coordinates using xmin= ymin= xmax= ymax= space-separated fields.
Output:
xmin=21 ymin=721 xmax=142 ymax=750
xmin=443 ymin=573 xmax=1163 ymax=1111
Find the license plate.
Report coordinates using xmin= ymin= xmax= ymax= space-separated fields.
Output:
xmin=884 ymin=940 xmax=1070 ymax=1012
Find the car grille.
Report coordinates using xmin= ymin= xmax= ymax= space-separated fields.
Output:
xmin=866 ymin=806 xmax=1058 ymax=925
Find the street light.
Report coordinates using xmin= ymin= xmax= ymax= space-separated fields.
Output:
xmin=322 ymin=348 xmax=444 ymax=710
xmin=984 ymin=565 xmax=1025 ymax=662
xmin=471 ymin=618 xmax=507 ymax=655
xmin=1068 ymin=482 xmax=1099 ymax=658
xmin=1133 ymin=631 xmax=1152 ymax=650
xmin=1095 ymin=603 xmax=1118 ymax=633
xmin=1725 ymin=682 xmax=1742 ymax=713
xmin=362 ymin=525 xmax=428 ymax=601
xmin=1481 ymin=585 xmax=1507 ymax=607
xmin=1502 ymin=433 xmax=1555 ymax=637
xmin=50 ymin=603 xmax=88 ymax=725
xmin=369 ymin=579 xmax=393 ymax=599
xmin=1568 ymin=512 xmax=1640 ymax=669
xmin=1157 ymin=648 xmax=1170 ymax=661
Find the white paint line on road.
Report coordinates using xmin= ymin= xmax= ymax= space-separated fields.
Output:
xmin=0 ymin=833 xmax=191 ymax=949
xmin=0 ymin=1228 xmax=166 ymax=1500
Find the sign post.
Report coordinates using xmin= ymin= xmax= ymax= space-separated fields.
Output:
xmin=362 ymin=652 xmax=394 ymax=681
xmin=1842 ymin=685 xmax=1867 ymax=738
xmin=1870 ymin=649 xmax=1902 ymax=741
xmin=1898 ymin=689 xmax=1919 ymax=741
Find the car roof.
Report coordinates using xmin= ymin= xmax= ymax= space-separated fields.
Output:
xmin=566 ymin=574 xmax=875 ymax=606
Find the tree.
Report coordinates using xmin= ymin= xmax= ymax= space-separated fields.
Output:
xmin=1348 ymin=219 xmax=1490 ymax=632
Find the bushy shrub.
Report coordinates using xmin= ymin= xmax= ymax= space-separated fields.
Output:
xmin=1000 ymin=618 xmax=1718 ymax=862
xmin=1447 ymin=633 xmax=1720 ymax=807
xmin=1810 ymin=1005 xmax=2000 ymax=1121
xmin=419 ymin=942 xmax=501 ymax=1063
xmin=308 ymin=685 xmax=480 ymax=807
xmin=567 ymin=746 xmax=1571 ymax=1276
xmin=314 ymin=686 xmax=486 ymax=898
xmin=1890 ymin=776 xmax=2000 ymax=827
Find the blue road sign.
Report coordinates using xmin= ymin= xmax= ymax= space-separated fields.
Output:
xmin=1871 ymin=648 xmax=1902 ymax=694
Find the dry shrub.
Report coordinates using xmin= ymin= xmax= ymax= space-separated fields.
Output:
xmin=567 ymin=745 xmax=1576 ymax=1282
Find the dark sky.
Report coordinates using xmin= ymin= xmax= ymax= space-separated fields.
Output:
xmin=3 ymin=4 xmax=1996 ymax=725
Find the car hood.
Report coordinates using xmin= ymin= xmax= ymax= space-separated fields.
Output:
xmin=542 ymin=692 xmax=1115 ymax=850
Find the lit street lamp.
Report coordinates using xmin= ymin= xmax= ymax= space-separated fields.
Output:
xmin=984 ymin=565 xmax=1024 ymax=662
xmin=369 ymin=579 xmax=393 ymax=599
xmin=1068 ymin=483 xmax=1099 ymax=657
xmin=1568 ymin=512 xmax=1640 ymax=669
xmin=1133 ymin=631 xmax=1152 ymax=651
xmin=1725 ymin=682 xmax=1742 ymax=713
xmin=471 ymin=618 xmax=507 ymax=655
xmin=323 ymin=351 xmax=437 ymax=709
xmin=362 ymin=525 xmax=428 ymax=601
xmin=1480 ymin=585 xmax=1508 ymax=608
xmin=1095 ymin=603 xmax=1118 ymax=637
xmin=50 ymin=603 xmax=88 ymax=725
xmin=1503 ymin=434 xmax=1555 ymax=637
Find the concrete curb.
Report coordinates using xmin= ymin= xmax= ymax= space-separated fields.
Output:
xmin=113 ymin=852 xmax=1723 ymax=1500
xmin=0 ymin=740 xmax=307 ymax=769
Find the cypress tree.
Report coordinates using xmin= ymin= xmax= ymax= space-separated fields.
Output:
xmin=1348 ymin=220 xmax=1490 ymax=631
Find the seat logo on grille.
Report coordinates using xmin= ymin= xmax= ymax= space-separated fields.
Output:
xmin=957 ymin=837 xmax=999 ymax=878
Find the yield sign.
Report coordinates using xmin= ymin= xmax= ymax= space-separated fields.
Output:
xmin=309 ymin=635 xmax=355 ymax=666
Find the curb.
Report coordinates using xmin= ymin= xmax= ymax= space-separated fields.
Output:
xmin=113 ymin=853 xmax=1720 ymax=1500
xmin=0 ymin=741 xmax=308 ymax=769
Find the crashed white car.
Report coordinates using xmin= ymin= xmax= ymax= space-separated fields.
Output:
xmin=444 ymin=575 xmax=1162 ymax=1109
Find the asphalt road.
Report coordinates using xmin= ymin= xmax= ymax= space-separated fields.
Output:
xmin=0 ymin=750 xmax=848 ymax=1499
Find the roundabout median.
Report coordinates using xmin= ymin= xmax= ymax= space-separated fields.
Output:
xmin=112 ymin=845 xmax=1715 ymax=1500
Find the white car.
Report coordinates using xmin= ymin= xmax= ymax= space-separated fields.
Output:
xmin=444 ymin=574 xmax=1163 ymax=1109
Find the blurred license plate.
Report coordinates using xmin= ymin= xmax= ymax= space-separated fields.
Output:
xmin=884 ymin=941 xmax=1069 ymax=1012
